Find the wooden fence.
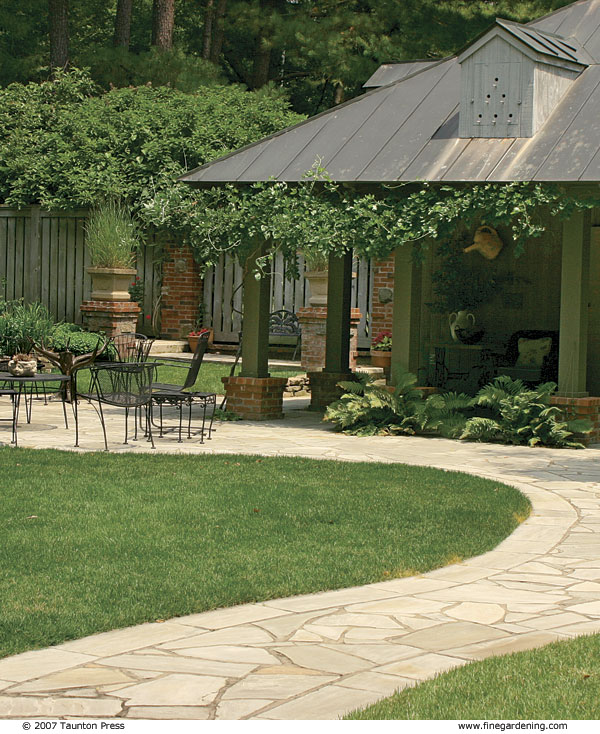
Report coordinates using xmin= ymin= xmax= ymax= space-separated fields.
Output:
xmin=203 ymin=252 xmax=374 ymax=347
xmin=1 ymin=206 xmax=374 ymax=345
xmin=0 ymin=207 xmax=161 ymax=330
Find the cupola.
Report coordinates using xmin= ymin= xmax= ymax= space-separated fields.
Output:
xmin=458 ymin=19 xmax=589 ymax=138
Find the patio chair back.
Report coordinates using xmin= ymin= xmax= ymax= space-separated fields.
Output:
xmin=90 ymin=362 xmax=155 ymax=408
xmin=182 ymin=332 xmax=210 ymax=389
xmin=113 ymin=333 xmax=155 ymax=363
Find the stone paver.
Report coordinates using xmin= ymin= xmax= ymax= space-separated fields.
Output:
xmin=1 ymin=398 xmax=600 ymax=719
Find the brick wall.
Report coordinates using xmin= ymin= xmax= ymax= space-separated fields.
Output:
xmin=160 ymin=243 xmax=203 ymax=339
xmin=369 ymin=254 xmax=395 ymax=344
xmin=550 ymin=396 xmax=600 ymax=445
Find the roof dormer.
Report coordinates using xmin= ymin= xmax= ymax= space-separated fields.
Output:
xmin=458 ymin=19 xmax=589 ymax=138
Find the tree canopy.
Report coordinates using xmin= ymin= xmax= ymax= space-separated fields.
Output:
xmin=0 ymin=69 xmax=302 ymax=210
xmin=1 ymin=0 xmax=574 ymax=114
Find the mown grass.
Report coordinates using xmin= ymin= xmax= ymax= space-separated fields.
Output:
xmin=0 ymin=449 xmax=529 ymax=659
xmin=346 ymin=633 xmax=600 ymax=720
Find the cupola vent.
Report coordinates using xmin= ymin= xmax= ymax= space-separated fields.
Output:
xmin=458 ymin=19 xmax=588 ymax=138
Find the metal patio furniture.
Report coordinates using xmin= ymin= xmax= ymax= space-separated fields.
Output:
xmin=0 ymin=388 xmax=20 ymax=446
xmin=150 ymin=332 xmax=216 ymax=443
xmin=79 ymin=362 xmax=156 ymax=451
xmin=112 ymin=332 xmax=155 ymax=363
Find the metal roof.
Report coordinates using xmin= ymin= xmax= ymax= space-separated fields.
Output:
xmin=180 ymin=0 xmax=600 ymax=185
xmin=363 ymin=61 xmax=439 ymax=88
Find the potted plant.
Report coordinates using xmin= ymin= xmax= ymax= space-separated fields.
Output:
xmin=85 ymin=201 xmax=142 ymax=301
xmin=370 ymin=330 xmax=392 ymax=371
xmin=188 ymin=327 xmax=212 ymax=353
xmin=188 ymin=303 xmax=213 ymax=350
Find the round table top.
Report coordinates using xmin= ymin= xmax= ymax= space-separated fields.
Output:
xmin=0 ymin=371 xmax=71 ymax=383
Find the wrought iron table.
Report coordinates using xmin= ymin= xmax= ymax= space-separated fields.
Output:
xmin=0 ymin=372 xmax=78 ymax=444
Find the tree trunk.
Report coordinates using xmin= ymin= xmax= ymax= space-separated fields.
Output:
xmin=209 ymin=0 xmax=227 ymax=63
xmin=251 ymin=0 xmax=276 ymax=89
xmin=48 ymin=0 xmax=69 ymax=72
xmin=113 ymin=0 xmax=134 ymax=49
xmin=202 ymin=0 xmax=215 ymax=59
xmin=152 ymin=0 xmax=175 ymax=50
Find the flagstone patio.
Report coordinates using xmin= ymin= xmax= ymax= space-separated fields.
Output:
xmin=1 ymin=396 xmax=600 ymax=719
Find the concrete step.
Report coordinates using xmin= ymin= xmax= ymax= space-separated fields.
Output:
xmin=149 ymin=339 xmax=188 ymax=354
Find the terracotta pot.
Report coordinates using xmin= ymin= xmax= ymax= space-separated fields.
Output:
xmin=188 ymin=328 xmax=213 ymax=352
xmin=87 ymin=266 xmax=137 ymax=302
xmin=370 ymin=349 xmax=392 ymax=370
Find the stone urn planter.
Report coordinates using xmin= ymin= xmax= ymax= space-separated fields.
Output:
xmin=87 ymin=266 xmax=137 ymax=302
xmin=304 ymin=270 xmax=329 ymax=306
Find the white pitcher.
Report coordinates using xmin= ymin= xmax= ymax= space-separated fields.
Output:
xmin=449 ymin=310 xmax=475 ymax=342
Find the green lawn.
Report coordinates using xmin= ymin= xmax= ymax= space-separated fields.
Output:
xmin=0 ymin=450 xmax=529 ymax=659
xmin=346 ymin=633 xmax=600 ymax=720
xmin=73 ymin=360 xmax=301 ymax=395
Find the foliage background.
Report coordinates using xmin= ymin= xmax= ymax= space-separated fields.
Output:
xmin=0 ymin=1 xmax=574 ymax=115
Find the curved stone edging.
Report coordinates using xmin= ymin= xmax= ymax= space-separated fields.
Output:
xmin=1 ymin=403 xmax=599 ymax=719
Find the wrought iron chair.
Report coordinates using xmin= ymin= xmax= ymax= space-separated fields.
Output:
xmin=150 ymin=332 xmax=216 ymax=443
xmin=112 ymin=332 xmax=155 ymax=363
xmin=79 ymin=362 xmax=156 ymax=451
xmin=0 ymin=388 xmax=20 ymax=446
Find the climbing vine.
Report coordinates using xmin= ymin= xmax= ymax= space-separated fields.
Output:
xmin=143 ymin=167 xmax=600 ymax=273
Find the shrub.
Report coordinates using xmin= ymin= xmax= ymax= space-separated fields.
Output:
xmin=0 ymin=299 xmax=54 ymax=355
xmin=462 ymin=376 xmax=591 ymax=448
xmin=324 ymin=368 xmax=470 ymax=438
xmin=325 ymin=370 xmax=591 ymax=448
xmin=50 ymin=323 xmax=114 ymax=358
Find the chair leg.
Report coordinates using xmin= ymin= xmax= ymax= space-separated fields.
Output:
xmin=96 ymin=400 xmax=109 ymax=452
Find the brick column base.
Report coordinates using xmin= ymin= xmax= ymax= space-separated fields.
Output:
xmin=308 ymin=371 xmax=355 ymax=411
xmin=221 ymin=376 xmax=288 ymax=420
xmin=297 ymin=307 xmax=361 ymax=372
xmin=80 ymin=301 xmax=141 ymax=338
xmin=551 ymin=395 xmax=600 ymax=445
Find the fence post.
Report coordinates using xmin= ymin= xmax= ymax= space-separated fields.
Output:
xmin=25 ymin=206 xmax=41 ymax=303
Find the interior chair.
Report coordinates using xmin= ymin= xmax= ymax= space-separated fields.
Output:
xmin=494 ymin=329 xmax=559 ymax=385
xmin=79 ymin=362 xmax=156 ymax=451
xmin=150 ymin=332 xmax=216 ymax=443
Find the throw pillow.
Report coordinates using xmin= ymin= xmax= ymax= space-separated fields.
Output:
xmin=516 ymin=337 xmax=552 ymax=368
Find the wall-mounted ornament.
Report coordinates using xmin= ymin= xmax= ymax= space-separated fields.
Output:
xmin=463 ymin=226 xmax=503 ymax=260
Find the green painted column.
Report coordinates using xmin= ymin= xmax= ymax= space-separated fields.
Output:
xmin=558 ymin=209 xmax=591 ymax=396
xmin=324 ymin=251 xmax=353 ymax=373
xmin=391 ymin=245 xmax=422 ymax=383
xmin=240 ymin=239 xmax=271 ymax=378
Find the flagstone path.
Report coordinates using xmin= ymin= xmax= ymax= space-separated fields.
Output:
xmin=1 ymin=398 xmax=600 ymax=719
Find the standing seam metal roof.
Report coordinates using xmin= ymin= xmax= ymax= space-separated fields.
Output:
xmin=180 ymin=0 xmax=600 ymax=185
